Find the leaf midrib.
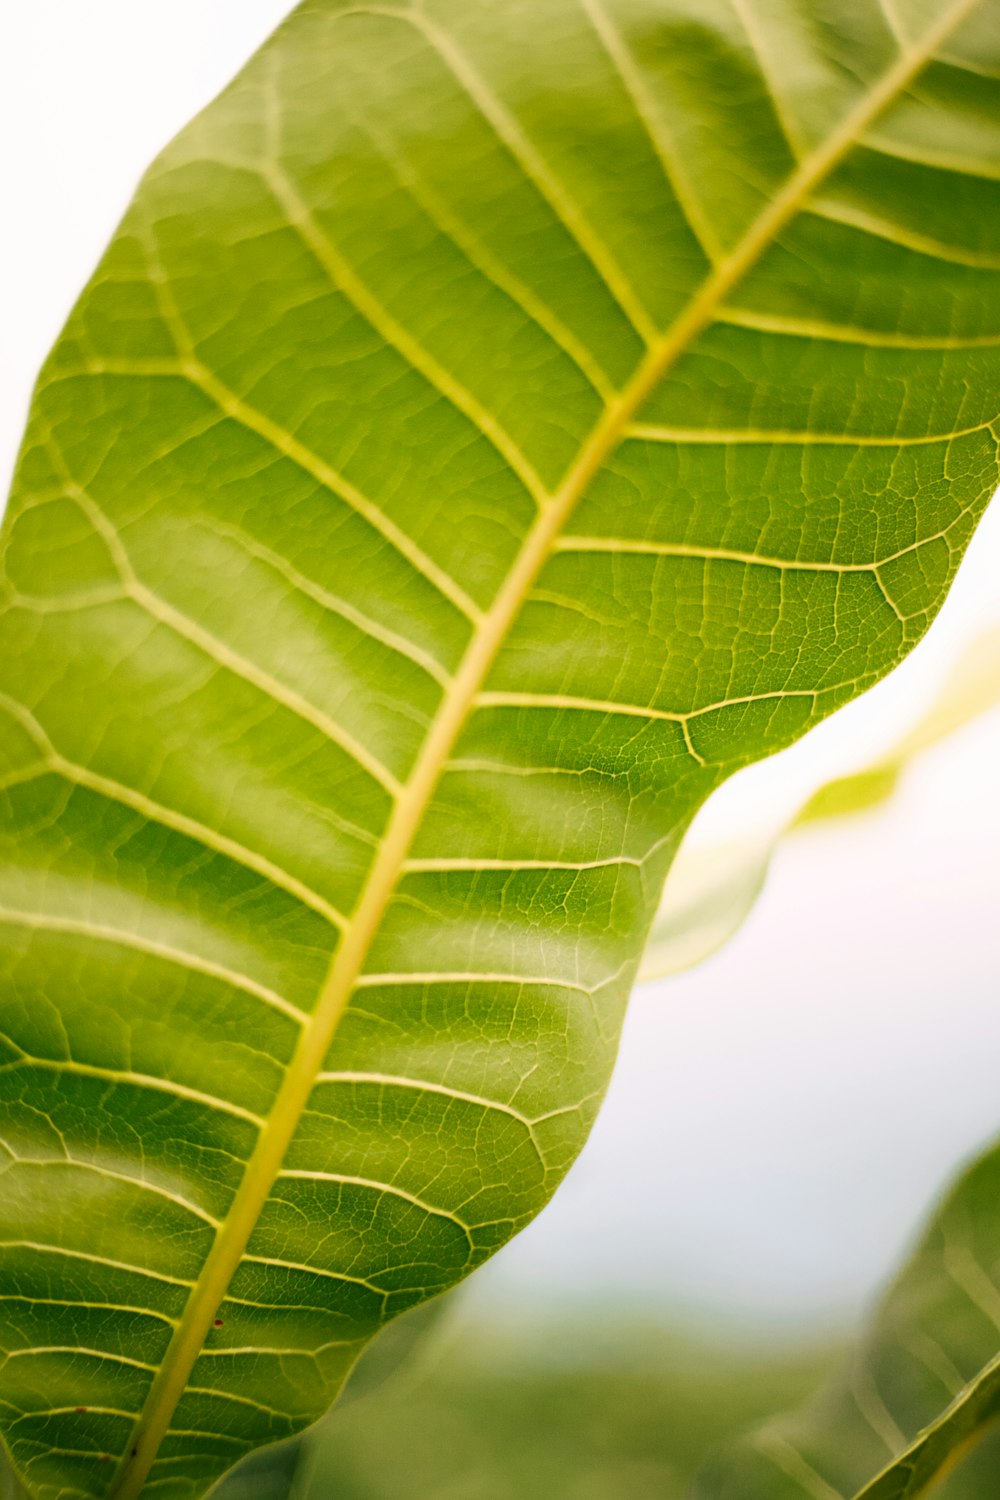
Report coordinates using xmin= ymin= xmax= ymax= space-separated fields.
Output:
xmin=109 ymin=4 xmax=982 ymax=1493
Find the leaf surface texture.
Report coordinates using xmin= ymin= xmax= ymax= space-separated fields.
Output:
xmin=0 ymin=1 xmax=998 ymax=1495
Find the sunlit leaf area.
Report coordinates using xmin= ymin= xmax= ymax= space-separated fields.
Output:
xmin=1 ymin=4 xmax=999 ymax=1497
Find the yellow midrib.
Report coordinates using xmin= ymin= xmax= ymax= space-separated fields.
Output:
xmin=110 ymin=3 xmax=980 ymax=1493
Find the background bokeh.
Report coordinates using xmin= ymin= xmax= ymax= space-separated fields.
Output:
xmin=3 ymin=6 xmax=999 ymax=1494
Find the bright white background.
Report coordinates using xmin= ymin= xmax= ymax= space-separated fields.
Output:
xmin=2 ymin=2 xmax=998 ymax=1337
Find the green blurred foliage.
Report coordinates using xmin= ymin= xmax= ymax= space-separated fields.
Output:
xmin=291 ymin=1318 xmax=837 ymax=1500
xmin=930 ymin=1426 xmax=1000 ymax=1498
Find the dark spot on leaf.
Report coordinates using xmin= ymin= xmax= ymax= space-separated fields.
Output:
xmin=213 ymin=1318 xmax=223 ymax=1327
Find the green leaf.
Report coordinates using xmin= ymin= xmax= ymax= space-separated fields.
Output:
xmin=639 ymin=627 xmax=1000 ymax=982
xmin=1 ymin=1 xmax=998 ymax=1496
xmin=689 ymin=1135 xmax=1000 ymax=1500
xmin=210 ymin=1298 xmax=450 ymax=1500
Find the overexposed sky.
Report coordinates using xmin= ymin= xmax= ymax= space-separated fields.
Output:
xmin=2 ymin=3 xmax=999 ymax=1331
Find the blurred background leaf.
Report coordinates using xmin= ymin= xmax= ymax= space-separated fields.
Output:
xmin=689 ymin=1135 xmax=1000 ymax=1500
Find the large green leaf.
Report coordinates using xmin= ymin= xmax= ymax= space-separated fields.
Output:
xmin=689 ymin=1135 xmax=1000 ymax=1500
xmin=1 ymin=1 xmax=998 ymax=1496
xmin=639 ymin=626 xmax=1000 ymax=981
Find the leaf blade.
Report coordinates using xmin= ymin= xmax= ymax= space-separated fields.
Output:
xmin=1 ymin=2 xmax=997 ymax=1496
